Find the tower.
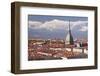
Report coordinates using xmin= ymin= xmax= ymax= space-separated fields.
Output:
xmin=65 ymin=20 xmax=74 ymax=45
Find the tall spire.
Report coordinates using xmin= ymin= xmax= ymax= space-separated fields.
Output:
xmin=69 ymin=20 xmax=71 ymax=35
xmin=65 ymin=20 xmax=74 ymax=45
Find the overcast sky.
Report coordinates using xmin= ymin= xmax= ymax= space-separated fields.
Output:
xmin=28 ymin=15 xmax=88 ymax=40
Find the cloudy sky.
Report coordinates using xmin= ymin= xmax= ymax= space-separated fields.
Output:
xmin=28 ymin=15 xmax=88 ymax=40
